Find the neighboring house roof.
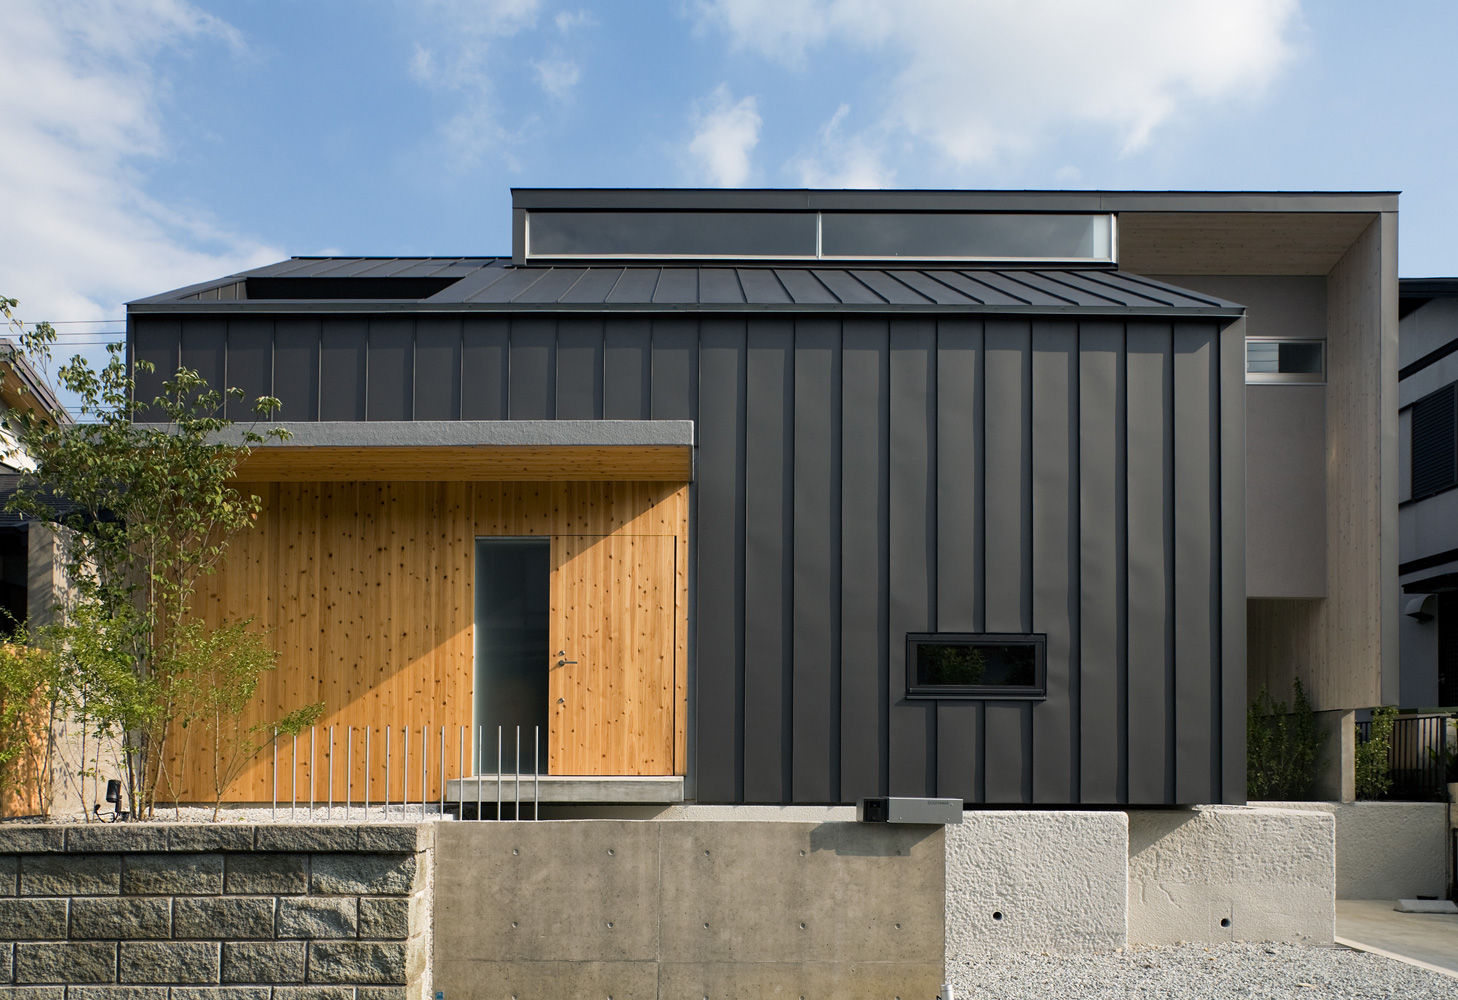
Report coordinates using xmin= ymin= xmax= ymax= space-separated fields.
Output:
xmin=129 ymin=258 xmax=1243 ymax=318
xmin=0 ymin=339 xmax=70 ymax=428
xmin=0 ymin=472 xmax=91 ymax=528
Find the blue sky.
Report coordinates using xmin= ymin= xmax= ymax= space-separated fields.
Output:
xmin=4 ymin=0 xmax=1458 ymax=345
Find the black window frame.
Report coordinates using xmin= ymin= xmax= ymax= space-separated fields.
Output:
xmin=905 ymin=632 xmax=1048 ymax=701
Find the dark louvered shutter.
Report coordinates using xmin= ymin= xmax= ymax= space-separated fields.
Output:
xmin=1411 ymin=383 xmax=1458 ymax=499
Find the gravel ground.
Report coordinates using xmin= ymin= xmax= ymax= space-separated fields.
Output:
xmin=947 ymin=943 xmax=1456 ymax=1000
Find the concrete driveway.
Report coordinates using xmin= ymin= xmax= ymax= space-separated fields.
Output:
xmin=1336 ymin=899 xmax=1458 ymax=978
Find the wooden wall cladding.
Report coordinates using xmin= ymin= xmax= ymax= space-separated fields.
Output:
xmin=173 ymin=480 xmax=688 ymax=803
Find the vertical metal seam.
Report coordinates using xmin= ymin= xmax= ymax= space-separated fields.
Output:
xmin=1117 ymin=321 xmax=1130 ymax=803
xmin=831 ymin=318 xmax=844 ymax=803
xmin=410 ymin=316 xmax=418 ymax=421
xmin=976 ymin=320 xmax=987 ymax=802
xmin=457 ymin=316 xmax=465 ymax=421
xmin=879 ymin=320 xmax=891 ymax=796
xmin=736 ymin=320 xmax=747 ymax=801
xmin=221 ymin=317 xmax=230 ymax=418
xmin=1023 ymin=321 xmax=1034 ymax=803
xmin=1167 ymin=325 xmax=1178 ymax=803
xmin=1211 ymin=324 xmax=1223 ymax=799
xmin=362 ymin=317 xmax=371 ymax=421
xmin=927 ymin=318 xmax=939 ymax=796
xmin=784 ymin=323 xmax=795 ymax=800
xmin=1070 ymin=320 xmax=1081 ymax=803
xmin=311 ymin=318 xmax=320 ymax=420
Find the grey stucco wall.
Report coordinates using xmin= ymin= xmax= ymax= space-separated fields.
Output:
xmin=0 ymin=824 xmax=433 ymax=998
xmin=1128 ymin=806 xmax=1335 ymax=946
xmin=1262 ymin=800 xmax=1450 ymax=899
xmin=1246 ymin=386 xmax=1327 ymax=598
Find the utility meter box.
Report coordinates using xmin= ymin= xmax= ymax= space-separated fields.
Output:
xmin=856 ymin=796 xmax=962 ymax=825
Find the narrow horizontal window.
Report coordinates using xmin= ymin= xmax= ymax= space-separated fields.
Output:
xmin=905 ymin=633 xmax=1047 ymax=700
xmin=820 ymin=212 xmax=1114 ymax=262
xmin=525 ymin=209 xmax=1116 ymax=263
xmin=526 ymin=210 xmax=817 ymax=259
xmin=1246 ymin=338 xmax=1325 ymax=384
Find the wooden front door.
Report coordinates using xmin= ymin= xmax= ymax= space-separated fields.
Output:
xmin=548 ymin=534 xmax=676 ymax=775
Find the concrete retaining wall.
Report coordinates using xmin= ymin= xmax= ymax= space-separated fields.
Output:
xmin=431 ymin=820 xmax=943 ymax=1000
xmin=1128 ymin=806 xmax=1335 ymax=946
xmin=1261 ymin=800 xmax=1449 ymax=899
xmin=945 ymin=812 xmax=1128 ymax=960
xmin=0 ymin=823 xmax=433 ymax=999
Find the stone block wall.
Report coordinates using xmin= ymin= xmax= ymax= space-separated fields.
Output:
xmin=0 ymin=823 xmax=433 ymax=1000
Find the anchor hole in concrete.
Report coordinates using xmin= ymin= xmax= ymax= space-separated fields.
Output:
xmin=511 ymin=848 xmax=519 ymax=855
xmin=1220 ymin=918 xmax=1231 ymax=928
xmin=606 ymin=921 xmax=614 ymax=929
xmin=607 ymin=848 xmax=615 ymax=856
xmin=992 ymin=911 xmax=1003 ymax=921
xmin=799 ymin=922 xmax=806 ymax=930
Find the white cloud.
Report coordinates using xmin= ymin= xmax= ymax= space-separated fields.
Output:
xmin=405 ymin=0 xmax=544 ymax=169
xmin=0 ymin=1 xmax=280 ymax=329
xmin=554 ymin=9 xmax=597 ymax=32
xmin=790 ymin=105 xmax=895 ymax=188
xmin=697 ymin=0 xmax=1300 ymax=171
xmin=532 ymin=54 xmax=581 ymax=101
xmin=688 ymin=85 xmax=762 ymax=187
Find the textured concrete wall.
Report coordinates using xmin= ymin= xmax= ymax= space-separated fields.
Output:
xmin=1262 ymin=800 xmax=1449 ymax=899
xmin=0 ymin=823 xmax=433 ymax=999
xmin=432 ymin=820 xmax=943 ymax=999
xmin=944 ymin=811 xmax=1128 ymax=960
xmin=1128 ymin=806 xmax=1335 ymax=946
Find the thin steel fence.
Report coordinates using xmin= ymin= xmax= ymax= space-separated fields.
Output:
xmin=268 ymin=724 xmax=541 ymax=821
xmin=1355 ymin=713 xmax=1457 ymax=801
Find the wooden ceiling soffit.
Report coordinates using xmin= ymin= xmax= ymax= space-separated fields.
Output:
xmin=1118 ymin=212 xmax=1378 ymax=276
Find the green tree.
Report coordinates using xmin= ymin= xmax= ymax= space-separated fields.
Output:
xmin=0 ymin=294 xmax=315 ymax=818
xmin=1355 ymin=706 xmax=1396 ymax=800
xmin=1247 ymin=679 xmax=1324 ymax=800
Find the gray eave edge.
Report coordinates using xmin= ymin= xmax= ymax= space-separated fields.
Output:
xmin=127 ymin=300 xmax=1245 ymax=318
xmin=133 ymin=420 xmax=695 ymax=449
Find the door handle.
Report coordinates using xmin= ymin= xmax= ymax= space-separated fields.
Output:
xmin=555 ymin=651 xmax=578 ymax=666
xmin=557 ymin=658 xmax=577 ymax=667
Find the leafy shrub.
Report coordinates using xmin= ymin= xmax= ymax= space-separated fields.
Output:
xmin=1247 ymin=679 xmax=1324 ymax=800
xmin=1355 ymin=706 xmax=1396 ymax=800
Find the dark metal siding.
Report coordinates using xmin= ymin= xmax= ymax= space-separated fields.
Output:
xmin=130 ymin=310 xmax=1239 ymax=805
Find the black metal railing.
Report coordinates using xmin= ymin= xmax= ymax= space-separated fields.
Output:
xmin=1355 ymin=713 xmax=1457 ymax=801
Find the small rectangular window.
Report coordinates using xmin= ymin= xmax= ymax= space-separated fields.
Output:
xmin=1245 ymin=338 xmax=1325 ymax=384
xmin=905 ymin=633 xmax=1047 ymax=700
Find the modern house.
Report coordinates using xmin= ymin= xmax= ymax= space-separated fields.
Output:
xmin=124 ymin=188 xmax=1399 ymax=808
xmin=0 ymin=344 xmax=71 ymax=635
xmin=1397 ymin=277 xmax=1458 ymax=710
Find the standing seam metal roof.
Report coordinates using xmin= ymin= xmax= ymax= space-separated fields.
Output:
xmin=130 ymin=257 xmax=1243 ymax=315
